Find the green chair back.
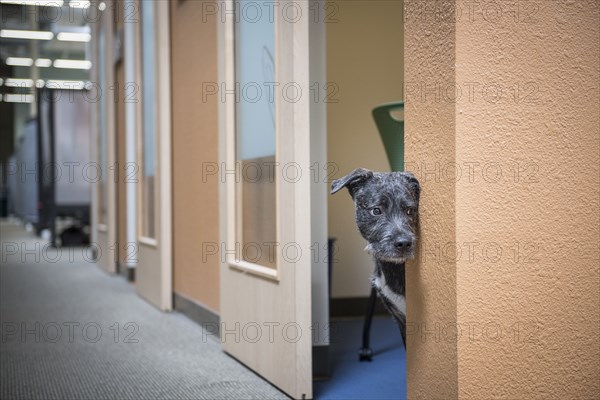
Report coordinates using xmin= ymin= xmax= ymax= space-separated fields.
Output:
xmin=372 ymin=102 xmax=404 ymax=172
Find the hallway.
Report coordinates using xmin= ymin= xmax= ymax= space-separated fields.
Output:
xmin=0 ymin=220 xmax=286 ymax=400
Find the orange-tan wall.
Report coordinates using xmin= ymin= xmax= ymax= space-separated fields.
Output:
xmin=404 ymin=0 xmax=458 ymax=396
xmin=406 ymin=0 xmax=599 ymax=398
xmin=171 ymin=1 xmax=220 ymax=312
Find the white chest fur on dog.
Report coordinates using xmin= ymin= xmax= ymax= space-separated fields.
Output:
xmin=372 ymin=272 xmax=406 ymax=316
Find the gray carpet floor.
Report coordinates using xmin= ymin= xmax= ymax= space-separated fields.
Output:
xmin=0 ymin=220 xmax=287 ymax=400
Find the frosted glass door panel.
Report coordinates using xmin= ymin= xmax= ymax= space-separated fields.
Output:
xmin=235 ymin=5 xmax=275 ymax=160
xmin=140 ymin=0 xmax=157 ymax=239
xmin=234 ymin=5 xmax=277 ymax=272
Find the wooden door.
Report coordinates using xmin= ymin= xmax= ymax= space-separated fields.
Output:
xmin=219 ymin=1 xmax=316 ymax=398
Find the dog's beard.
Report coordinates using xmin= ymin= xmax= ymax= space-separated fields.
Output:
xmin=364 ymin=243 xmax=413 ymax=264
xmin=377 ymin=255 xmax=408 ymax=264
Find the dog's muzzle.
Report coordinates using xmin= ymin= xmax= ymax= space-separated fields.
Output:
xmin=366 ymin=237 xmax=416 ymax=263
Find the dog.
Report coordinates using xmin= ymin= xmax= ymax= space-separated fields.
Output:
xmin=331 ymin=168 xmax=420 ymax=348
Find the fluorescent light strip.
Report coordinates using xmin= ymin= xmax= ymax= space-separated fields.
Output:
xmin=53 ymin=59 xmax=92 ymax=70
xmin=6 ymin=57 xmax=34 ymax=67
xmin=56 ymin=32 xmax=91 ymax=42
xmin=0 ymin=29 xmax=54 ymax=40
xmin=4 ymin=94 xmax=34 ymax=103
xmin=0 ymin=78 xmax=3 ymax=86
xmin=0 ymin=0 xmax=64 ymax=6
xmin=46 ymin=79 xmax=86 ymax=90
xmin=35 ymin=58 xmax=52 ymax=67
xmin=4 ymin=78 xmax=34 ymax=88
xmin=69 ymin=0 xmax=89 ymax=8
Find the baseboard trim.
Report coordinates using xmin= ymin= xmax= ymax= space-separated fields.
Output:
xmin=117 ymin=262 xmax=135 ymax=282
xmin=173 ymin=293 xmax=331 ymax=380
xmin=330 ymin=296 xmax=388 ymax=318
xmin=173 ymin=292 xmax=220 ymax=335
xmin=313 ymin=345 xmax=330 ymax=380
xmin=116 ymin=262 xmax=126 ymax=278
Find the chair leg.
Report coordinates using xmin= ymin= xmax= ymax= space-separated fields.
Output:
xmin=359 ymin=286 xmax=378 ymax=361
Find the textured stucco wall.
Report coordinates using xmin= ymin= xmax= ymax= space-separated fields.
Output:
xmin=455 ymin=0 xmax=600 ymax=398
xmin=404 ymin=0 xmax=459 ymax=397
xmin=406 ymin=0 xmax=599 ymax=398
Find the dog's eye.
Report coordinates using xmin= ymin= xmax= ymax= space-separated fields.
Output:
xmin=406 ymin=207 xmax=416 ymax=216
xmin=371 ymin=207 xmax=382 ymax=216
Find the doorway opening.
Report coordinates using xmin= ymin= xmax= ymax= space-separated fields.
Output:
xmin=316 ymin=1 xmax=406 ymax=398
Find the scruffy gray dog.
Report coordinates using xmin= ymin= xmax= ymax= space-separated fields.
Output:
xmin=331 ymin=168 xmax=420 ymax=348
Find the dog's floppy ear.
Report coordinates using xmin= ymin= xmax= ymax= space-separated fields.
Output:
xmin=330 ymin=168 xmax=374 ymax=195
xmin=401 ymin=171 xmax=420 ymax=202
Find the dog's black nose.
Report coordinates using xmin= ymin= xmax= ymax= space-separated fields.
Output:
xmin=395 ymin=240 xmax=412 ymax=250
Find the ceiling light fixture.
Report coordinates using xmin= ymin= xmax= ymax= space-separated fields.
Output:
xmin=4 ymin=94 xmax=34 ymax=103
xmin=56 ymin=32 xmax=91 ymax=42
xmin=0 ymin=0 xmax=64 ymax=6
xmin=6 ymin=57 xmax=34 ymax=67
xmin=53 ymin=59 xmax=92 ymax=70
xmin=4 ymin=78 xmax=34 ymax=88
xmin=0 ymin=29 xmax=54 ymax=40
xmin=35 ymin=58 xmax=53 ymax=67
xmin=69 ymin=0 xmax=90 ymax=8
xmin=46 ymin=79 xmax=86 ymax=90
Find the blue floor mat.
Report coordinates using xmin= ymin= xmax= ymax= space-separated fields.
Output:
xmin=314 ymin=318 xmax=406 ymax=400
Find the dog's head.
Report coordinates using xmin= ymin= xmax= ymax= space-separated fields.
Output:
xmin=331 ymin=168 xmax=420 ymax=263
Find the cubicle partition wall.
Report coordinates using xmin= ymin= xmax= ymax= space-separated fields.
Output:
xmin=36 ymin=88 xmax=92 ymax=245
xmin=9 ymin=119 xmax=39 ymax=226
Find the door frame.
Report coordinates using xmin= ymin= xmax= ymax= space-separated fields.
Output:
xmin=91 ymin=0 xmax=117 ymax=274
xmin=123 ymin=0 xmax=138 ymax=276
xmin=113 ymin=0 xmax=128 ymax=273
xmin=133 ymin=0 xmax=173 ymax=310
